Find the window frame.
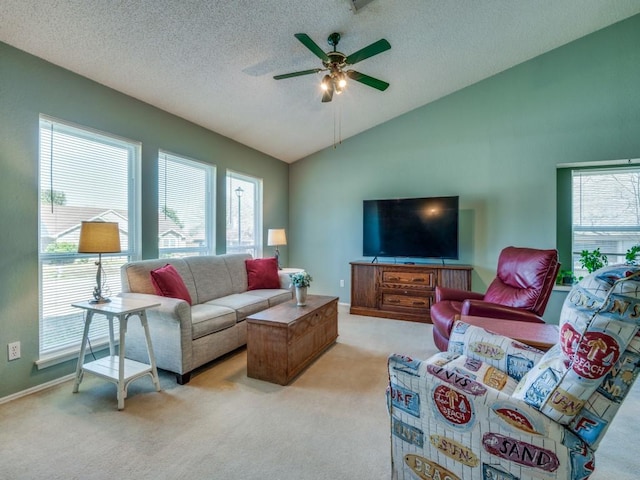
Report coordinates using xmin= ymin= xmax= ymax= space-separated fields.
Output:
xmin=158 ymin=150 xmax=216 ymax=258
xmin=226 ymin=170 xmax=263 ymax=258
xmin=557 ymin=159 xmax=640 ymax=278
xmin=37 ymin=115 xmax=141 ymax=368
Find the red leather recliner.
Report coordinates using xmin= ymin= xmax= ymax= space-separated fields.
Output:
xmin=430 ymin=246 xmax=559 ymax=351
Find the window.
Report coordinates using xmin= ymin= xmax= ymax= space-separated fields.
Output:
xmin=38 ymin=117 xmax=140 ymax=363
xmin=558 ymin=163 xmax=640 ymax=277
xmin=158 ymin=151 xmax=215 ymax=258
xmin=226 ymin=171 xmax=263 ymax=257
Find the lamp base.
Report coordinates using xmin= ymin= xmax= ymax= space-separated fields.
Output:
xmin=90 ymin=297 xmax=111 ymax=304
xmin=275 ymin=247 xmax=282 ymax=270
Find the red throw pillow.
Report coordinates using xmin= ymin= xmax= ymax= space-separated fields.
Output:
xmin=246 ymin=257 xmax=281 ymax=290
xmin=150 ymin=264 xmax=192 ymax=305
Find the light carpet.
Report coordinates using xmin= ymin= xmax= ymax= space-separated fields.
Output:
xmin=0 ymin=306 xmax=637 ymax=479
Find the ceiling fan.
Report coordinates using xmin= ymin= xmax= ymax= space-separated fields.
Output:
xmin=274 ymin=32 xmax=391 ymax=103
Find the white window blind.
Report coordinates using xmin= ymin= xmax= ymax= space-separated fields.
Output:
xmin=158 ymin=151 xmax=215 ymax=258
xmin=38 ymin=117 xmax=139 ymax=360
xmin=572 ymin=167 xmax=640 ymax=273
xmin=226 ymin=170 xmax=263 ymax=257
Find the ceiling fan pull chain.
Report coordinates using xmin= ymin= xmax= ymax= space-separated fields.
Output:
xmin=339 ymin=103 xmax=342 ymax=145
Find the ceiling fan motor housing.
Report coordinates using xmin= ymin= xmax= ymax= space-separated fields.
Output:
xmin=327 ymin=32 xmax=341 ymax=47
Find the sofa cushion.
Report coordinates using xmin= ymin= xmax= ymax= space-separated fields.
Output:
xmin=121 ymin=258 xmax=198 ymax=301
xmin=150 ymin=264 xmax=192 ymax=305
xmin=184 ymin=255 xmax=235 ymax=304
xmin=207 ymin=293 xmax=270 ymax=321
xmin=245 ymin=289 xmax=293 ymax=306
xmin=223 ymin=254 xmax=252 ymax=293
xmin=190 ymin=303 xmax=237 ymax=340
xmin=246 ymin=257 xmax=280 ymax=290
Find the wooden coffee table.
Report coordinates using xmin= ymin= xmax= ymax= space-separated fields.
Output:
xmin=246 ymin=295 xmax=339 ymax=385
xmin=458 ymin=315 xmax=559 ymax=351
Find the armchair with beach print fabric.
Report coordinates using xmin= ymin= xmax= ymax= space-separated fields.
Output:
xmin=388 ymin=264 xmax=640 ymax=480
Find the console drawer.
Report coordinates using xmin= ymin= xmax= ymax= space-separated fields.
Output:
xmin=382 ymin=293 xmax=432 ymax=310
xmin=382 ymin=270 xmax=434 ymax=287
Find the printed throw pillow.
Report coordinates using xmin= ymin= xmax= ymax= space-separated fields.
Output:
xmin=513 ymin=265 xmax=640 ymax=427
xmin=246 ymin=257 xmax=281 ymax=290
xmin=149 ymin=263 xmax=192 ymax=305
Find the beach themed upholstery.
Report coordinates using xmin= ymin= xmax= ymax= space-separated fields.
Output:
xmin=388 ymin=265 xmax=640 ymax=480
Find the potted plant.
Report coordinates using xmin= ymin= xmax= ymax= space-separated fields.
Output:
xmin=290 ymin=271 xmax=313 ymax=306
xmin=556 ymin=269 xmax=576 ymax=286
xmin=626 ymin=245 xmax=640 ymax=265
xmin=579 ymin=248 xmax=608 ymax=274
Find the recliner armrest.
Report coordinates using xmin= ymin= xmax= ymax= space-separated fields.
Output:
xmin=461 ymin=299 xmax=546 ymax=323
xmin=435 ymin=286 xmax=484 ymax=303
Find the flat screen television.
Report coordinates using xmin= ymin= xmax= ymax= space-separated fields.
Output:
xmin=363 ymin=196 xmax=459 ymax=260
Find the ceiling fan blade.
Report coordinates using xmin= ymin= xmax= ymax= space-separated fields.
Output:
xmin=345 ymin=39 xmax=391 ymax=65
xmin=322 ymin=87 xmax=334 ymax=103
xmin=294 ymin=33 xmax=330 ymax=62
xmin=273 ymin=68 xmax=323 ymax=80
xmin=346 ymin=70 xmax=389 ymax=91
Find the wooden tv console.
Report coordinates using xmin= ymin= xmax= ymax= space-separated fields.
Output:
xmin=350 ymin=261 xmax=472 ymax=323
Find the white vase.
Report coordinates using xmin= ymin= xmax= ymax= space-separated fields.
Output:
xmin=295 ymin=286 xmax=307 ymax=306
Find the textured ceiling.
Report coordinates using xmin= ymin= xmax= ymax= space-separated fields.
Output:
xmin=2 ymin=1 xmax=639 ymax=163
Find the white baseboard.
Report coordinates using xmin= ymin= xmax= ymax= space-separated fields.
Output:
xmin=0 ymin=373 xmax=75 ymax=405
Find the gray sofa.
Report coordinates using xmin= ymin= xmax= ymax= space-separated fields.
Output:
xmin=119 ymin=253 xmax=293 ymax=384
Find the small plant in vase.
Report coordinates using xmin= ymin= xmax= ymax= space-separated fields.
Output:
xmin=290 ymin=271 xmax=312 ymax=306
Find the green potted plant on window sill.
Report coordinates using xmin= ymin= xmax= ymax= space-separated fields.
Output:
xmin=556 ymin=269 xmax=576 ymax=286
xmin=579 ymin=248 xmax=608 ymax=274
xmin=625 ymin=245 xmax=640 ymax=265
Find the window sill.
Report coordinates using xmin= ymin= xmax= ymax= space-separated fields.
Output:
xmin=553 ymin=285 xmax=573 ymax=292
xmin=35 ymin=340 xmax=113 ymax=370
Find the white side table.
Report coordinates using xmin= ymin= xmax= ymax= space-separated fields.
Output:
xmin=72 ymin=297 xmax=161 ymax=410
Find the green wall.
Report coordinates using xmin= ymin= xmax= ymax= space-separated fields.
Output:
xmin=2 ymin=14 xmax=640 ymax=400
xmin=0 ymin=42 xmax=289 ymax=398
xmin=289 ymin=15 xmax=640 ymax=308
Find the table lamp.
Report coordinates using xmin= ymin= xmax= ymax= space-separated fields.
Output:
xmin=267 ymin=228 xmax=287 ymax=269
xmin=78 ymin=221 xmax=121 ymax=303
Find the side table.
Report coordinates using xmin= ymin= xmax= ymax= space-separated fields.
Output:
xmin=72 ymin=297 xmax=162 ymax=410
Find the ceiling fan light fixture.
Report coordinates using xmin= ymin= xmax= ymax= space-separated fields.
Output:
xmin=337 ymin=73 xmax=347 ymax=89
xmin=333 ymin=72 xmax=347 ymax=94
xmin=321 ymin=74 xmax=332 ymax=91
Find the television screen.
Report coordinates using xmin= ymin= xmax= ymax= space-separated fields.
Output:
xmin=363 ymin=196 xmax=459 ymax=259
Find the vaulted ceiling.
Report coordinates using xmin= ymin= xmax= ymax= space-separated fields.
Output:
xmin=2 ymin=1 xmax=639 ymax=162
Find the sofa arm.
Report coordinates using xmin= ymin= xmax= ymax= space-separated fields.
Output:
xmin=118 ymin=292 xmax=194 ymax=375
xmin=119 ymin=292 xmax=191 ymax=323
xmin=447 ymin=320 xmax=546 ymax=380
xmin=278 ymin=271 xmax=293 ymax=290
xmin=435 ymin=286 xmax=484 ymax=303
xmin=388 ymin=353 xmax=569 ymax=441
xmin=461 ymin=300 xmax=545 ymax=323
xmin=387 ymin=352 xmax=593 ymax=480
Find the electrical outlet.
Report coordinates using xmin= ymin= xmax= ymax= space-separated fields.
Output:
xmin=340 ymin=279 xmax=345 ymax=288
xmin=8 ymin=341 xmax=20 ymax=361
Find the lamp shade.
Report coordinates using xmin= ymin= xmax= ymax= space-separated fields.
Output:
xmin=78 ymin=221 xmax=121 ymax=253
xmin=267 ymin=229 xmax=287 ymax=246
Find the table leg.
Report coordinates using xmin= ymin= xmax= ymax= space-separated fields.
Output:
xmin=117 ymin=313 xmax=127 ymax=410
xmin=73 ymin=311 xmax=93 ymax=393
xmin=139 ymin=311 xmax=161 ymax=391
xmin=107 ymin=312 xmax=116 ymax=357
